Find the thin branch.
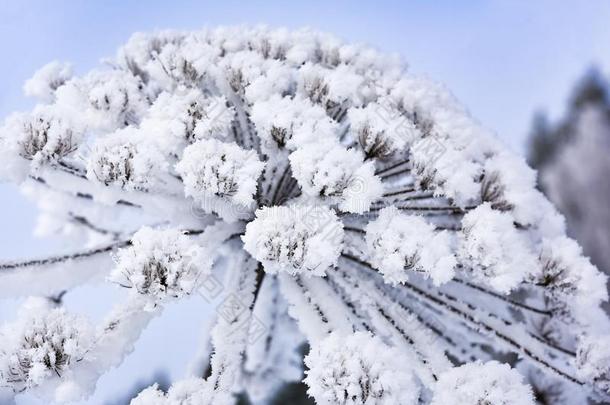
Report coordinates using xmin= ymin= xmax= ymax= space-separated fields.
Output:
xmin=69 ymin=213 xmax=121 ymax=237
xmin=343 ymin=226 xmax=366 ymax=235
xmin=251 ymin=263 xmax=267 ymax=307
xmin=57 ymin=160 xmax=87 ymax=178
xmin=294 ymin=276 xmax=329 ymax=324
xmin=451 ymin=277 xmax=552 ymax=316
xmin=380 ymin=167 xmax=411 ymax=180
xmin=271 ymin=163 xmax=291 ymax=205
xmin=30 ymin=176 xmax=141 ymax=208
xmin=47 ymin=290 xmax=67 ymax=305
xmin=380 ymin=193 xmax=435 ymax=204
xmin=370 ymin=203 xmax=477 ymax=214
xmin=382 ymin=187 xmax=416 ymax=197
xmin=0 ymin=240 xmax=130 ymax=271
xmin=375 ymin=159 xmax=410 ymax=176
xmin=340 ymin=253 xmax=584 ymax=386
xmin=325 ymin=272 xmax=373 ymax=332
xmin=0 ymin=228 xmax=208 ymax=271
xmin=399 ymin=280 xmax=582 ymax=384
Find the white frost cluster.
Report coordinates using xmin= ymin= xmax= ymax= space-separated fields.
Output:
xmin=143 ymin=88 xmax=234 ymax=150
xmin=242 ymin=205 xmax=344 ymax=277
xmin=0 ymin=300 xmax=93 ymax=391
xmin=348 ymin=100 xmax=417 ymax=158
xmin=140 ymin=34 xmax=218 ymax=89
xmin=297 ymin=63 xmax=368 ymax=109
xmin=289 ymin=141 xmax=383 ymax=213
xmin=431 ymin=361 xmax=535 ymax=405
xmin=250 ymin=95 xmax=338 ymax=151
xmin=0 ymin=106 xmax=80 ymax=180
xmin=109 ymin=227 xmax=211 ymax=307
xmin=366 ymin=206 xmax=456 ymax=286
xmin=459 ymin=203 xmax=538 ymax=293
xmin=576 ymin=335 xmax=610 ymax=397
xmin=480 ymin=151 xmax=560 ymax=232
xmin=130 ymin=378 xmax=232 ymax=405
xmin=86 ymin=127 xmax=168 ymax=191
xmin=411 ymin=145 xmax=482 ymax=207
xmin=55 ymin=69 xmax=150 ymax=131
xmin=24 ymin=61 xmax=73 ymax=102
xmin=537 ymin=236 xmax=608 ymax=314
xmin=304 ymin=331 xmax=420 ymax=405
xmin=390 ymin=77 xmax=491 ymax=207
xmin=176 ymin=138 xmax=265 ymax=221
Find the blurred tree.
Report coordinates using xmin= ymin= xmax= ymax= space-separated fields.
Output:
xmin=527 ymin=111 xmax=554 ymax=171
xmin=527 ymin=68 xmax=610 ymax=277
xmin=528 ymin=68 xmax=608 ymax=173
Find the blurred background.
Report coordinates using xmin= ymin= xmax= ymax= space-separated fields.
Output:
xmin=1 ymin=1 xmax=609 ymax=403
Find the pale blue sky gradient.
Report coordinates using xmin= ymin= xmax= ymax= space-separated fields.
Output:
xmin=1 ymin=1 xmax=609 ymax=403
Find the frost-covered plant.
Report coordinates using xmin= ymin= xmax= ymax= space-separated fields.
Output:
xmin=347 ymin=99 xmax=415 ymax=159
xmin=23 ymin=61 xmax=73 ymax=103
xmin=304 ymin=331 xmax=419 ymax=405
xmin=458 ymin=203 xmax=539 ymax=294
xmin=431 ymin=360 xmax=535 ymax=405
xmin=143 ymin=89 xmax=235 ymax=145
xmin=0 ymin=299 xmax=93 ymax=393
xmin=0 ymin=26 xmax=609 ymax=404
xmin=131 ymin=378 xmax=233 ymax=405
xmin=242 ymin=205 xmax=344 ymax=277
xmin=86 ymin=127 xmax=168 ymax=191
xmin=176 ymin=138 xmax=265 ymax=221
xmin=0 ymin=106 xmax=80 ymax=179
xmin=109 ymin=227 xmax=211 ymax=308
xmin=289 ymin=140 xmax=383 ymax=213
xmin=250 ymin=95 xmax=337 ymax=151
xmin=365 ymin=206 xmax=456 ymax=286
xmin=575 ymin=335 xmax=610 ymax=397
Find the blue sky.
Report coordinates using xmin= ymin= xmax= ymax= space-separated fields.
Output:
xmin=1 ymin=1 xmax=609 ymax=403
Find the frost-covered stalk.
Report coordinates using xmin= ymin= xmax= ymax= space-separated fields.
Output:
xmin=0 ymin=27 xmax=609 ymax=405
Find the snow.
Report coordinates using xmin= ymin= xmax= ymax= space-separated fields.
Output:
xmin=23 ymin=61 xmax=73 ymax=103
xmin=142 ymin=88 xmax=235 ymax=152
xmin=242 ymin=205 xmax=344 ymax=277
xmin=431 ymin=361 xmax=535 ymax=405
xmin=459 ymin=203 xmax=539 ymax=293
xmin=366 ymin=206 xmax=456 ymax=286
xmin=304 ymin=331 xmax=420 ymax=405
xmin=297 ymin=63 xmax=366 ymax=108
xmin=55 ymin=69 xmax=150 ymax=132
xmin=86 ymin=127 xmax=168 ymax=191
xmin=176 ymin=138 xmax=265 ymax=222
xmin=576 ymin=335 xmax=610 ymax=398
xmin=131 ymin=378 xmax=233 ymax=405
xmin=289 ymin=141 xmax=383 ymax=213
xmin=0 ymin=298 xmax=93 ymax=393
xmin=109 ymin=227 xmax=211 ymax=308
xmin=0 ymin=105 xmax=82 ymax=181
xmin=250 ymin=95 xmax=338 ymax=151
xmin=537 ymin=236 xmax=609 ymax=332
xmin=347 ymin=99 xmax=416 ymax=158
